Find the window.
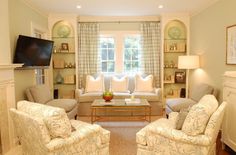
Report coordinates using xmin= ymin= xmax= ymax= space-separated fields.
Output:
xmin=35 ymin=69 xmax=45 ymax=84
xmin=124 ymin=35 xmax=141 ymax=72
xmin=100 ymin=37 xmax=115 ymax=73
xmin=99 ymin=32 xmax=141 ymax=73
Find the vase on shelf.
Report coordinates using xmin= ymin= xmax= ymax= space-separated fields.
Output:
xmin=55 ymin=72 xmax=64 ymax=84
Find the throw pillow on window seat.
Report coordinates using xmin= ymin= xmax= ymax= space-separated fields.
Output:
xmin=111 ymin=76 xmax=129 ymax=93
xmin=134 ymin=74 xmax=154 ymax=92
xmin=85 ymin=74 xmax=104 ymax=93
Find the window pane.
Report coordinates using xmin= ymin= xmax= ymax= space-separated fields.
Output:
xmin=124 ymin=61 xmax=131 ymax=71
xmin=124 ymin=49 xmax=132 ymax=60
xmin=132 ymin=61 xmax=139 ymax=71
xmin=124 ymin=35 xmax=141 ymax=72
xmin=100 ymin=38 xmax=108 ymax=48
xmin=132 ymin=49 xmax=139 ymax=60
xmin=100 ymin=36 xmax=115 ymax=73
xmin=108 ymin=62 xmax=115 ymax=72
xmin=102 ymin=62 xmax=107 ymax=72
xmin=108 ymin=49 xmax=114 ymax=60
xmin=102 ymin=49 xmax=107 ymax=60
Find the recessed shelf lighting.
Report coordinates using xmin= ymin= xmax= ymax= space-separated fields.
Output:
xmin=76 ymin=5 xmax=81 ymax=9
xmin=158 ymin=5 xmax=164 ymax=9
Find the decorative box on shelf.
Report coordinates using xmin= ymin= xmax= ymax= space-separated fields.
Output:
xmin=164 ymin=75 xmax=175 ymax=84
xmin=165 ymin=41 xmax=186 ymax=53
xmin=53 ymin=59 xmax=65 ymax=68
xmin=165 ymin=89 xmax=180 ymax=98
xmin=64 ymin=75 xmax=75 ymax=84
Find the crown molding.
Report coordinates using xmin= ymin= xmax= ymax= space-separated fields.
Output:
xmin=190 ymin=0 xmax=220 ymax=17
xmin=78 ymin=16 xmax=160 ymax=22
xmin=20 ymin=0 xmax=48 ymax=18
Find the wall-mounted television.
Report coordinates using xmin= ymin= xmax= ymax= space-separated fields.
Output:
xmin=13 ymin=35 xmax=54 ymax=69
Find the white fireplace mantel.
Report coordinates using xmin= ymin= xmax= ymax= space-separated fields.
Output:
xmin=0 ymin=64 xmax=23 ymax=70
xmin=0 ymin=63 xmax=22 ymax=154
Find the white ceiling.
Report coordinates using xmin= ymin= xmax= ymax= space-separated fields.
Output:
xmin=25 ymin=0 xmax=219 ymax=16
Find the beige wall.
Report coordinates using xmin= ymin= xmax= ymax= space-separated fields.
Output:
xmin=0 ymin=0 xmax=11 ymax=64
xmin=190 ymin=0 xmax=236 ymax=102
xmin=9 ymin=0 xmax=48 ymax=101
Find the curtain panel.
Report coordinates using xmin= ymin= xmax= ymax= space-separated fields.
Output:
xmin=140 ymin=22 xmax=161 ymax=88
xmin=77 ymin=23 xmax=100 ymax=88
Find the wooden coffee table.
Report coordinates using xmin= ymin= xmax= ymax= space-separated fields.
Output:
xmin=91 ymin=99 xmax=151 ymax=123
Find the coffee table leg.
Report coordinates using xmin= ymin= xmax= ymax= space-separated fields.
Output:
xmin=149 ymin=107 xmax=151 ymax=122
xmin=91 ymin=108 xmax=94 ymax=124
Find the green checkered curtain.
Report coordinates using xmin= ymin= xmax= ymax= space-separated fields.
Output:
xmin=140 ymin=22 xmax=161 ymax=88
xmin=78 ymin=23 xmax=100 ymax=88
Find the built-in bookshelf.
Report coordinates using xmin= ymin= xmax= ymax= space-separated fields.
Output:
xmin=163 ymin=19 xmax=187 ymax=99
xmin=51 ymin=20 xmax=76 ymax=99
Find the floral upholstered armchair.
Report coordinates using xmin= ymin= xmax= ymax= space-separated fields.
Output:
xmin=136 ymin=95 xmax=226 ymax=155
xmin=10 ymin=101 xmax=110 ymax=155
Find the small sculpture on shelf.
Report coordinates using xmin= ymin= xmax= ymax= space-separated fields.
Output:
xmin=55 ymin=72 xmax=64 ymax=84
xmin=170 ymin=61 xmax=175 ymax=68
xmin=68 ymin=62 xmax=73 ymax=68
xmin=64 ymin=62 xmax=68 ymax=68
xmin=53 ymin=46 xmax=57 ymax=53
xmin=164 ymin=61 xmax=169 ymax=68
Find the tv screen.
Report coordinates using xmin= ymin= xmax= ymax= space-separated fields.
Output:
xmin=13 ymin=35 xmax=54 ymax=68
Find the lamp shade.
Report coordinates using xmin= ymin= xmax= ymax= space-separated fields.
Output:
xmin=178 ymin=55 xmax=199 ymax=69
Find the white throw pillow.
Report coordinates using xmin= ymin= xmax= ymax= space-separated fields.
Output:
xmin=111 ymin=76 xmax=129 ymax=93
xmin=134 ymin=74 xmax=153 ymax=92
xmin=85 ymin=74 xmax=104 ymax=93
xmin=182 ymin=95 xmax=218 ymax=136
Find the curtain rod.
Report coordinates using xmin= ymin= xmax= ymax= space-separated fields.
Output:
xmin=78 ymin=21 xmax=160 ymax=24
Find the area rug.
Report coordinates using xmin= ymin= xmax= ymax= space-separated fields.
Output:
xmin=79 ymin=116 xmax=162 ymax=155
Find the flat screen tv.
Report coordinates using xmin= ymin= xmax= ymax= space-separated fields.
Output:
xmin=13 ymin=35 xmax=54 ymax=68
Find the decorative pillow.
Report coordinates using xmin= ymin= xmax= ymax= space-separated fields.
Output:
xmin=182 ymin=95 xmax=218 ymax=136
xmin=176 ymin=108 xmax=189 ymax=130
xmin=85 ymin=74 xmax=104 ymax=93
xmin=111 ymin=76 xmax=129 ymax=92
xmin=17 ymin=101 xmax=72 ymax=138
xmin=134 ymin=74 xmax=153 ymax=92
xmin=43 ymin=112 xmax=72 ymax=138
xmin=29 ymin=85 xmax=52 ymax=104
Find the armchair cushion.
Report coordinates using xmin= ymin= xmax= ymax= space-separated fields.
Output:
xmin=132 ymin=92 xmax=160 ymax=102
xmin=166 ymin=98 xmax=196 ymax=112
xmin=190 ymin=83 xmax=214 ymax=102
xmin=29 ymin=85 xmax=53 ymax=104
xmin=17 ymin=101 xmax=72 ymax=138
xmin=47 ymin=99 xmax=77 ymax=112
xmin=182 ymin=95 xmax=218 ymax=136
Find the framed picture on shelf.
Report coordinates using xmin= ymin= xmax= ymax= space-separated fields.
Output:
xmin=61 ymin=43 xmax=69 ymax=52
xmin=175 ymin=71 xmax=186 ymax=83
xmin=226 ymin=25 xmax=236 ymax=64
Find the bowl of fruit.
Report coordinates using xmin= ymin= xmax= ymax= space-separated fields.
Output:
xmin=103 ymin=91 xmax=113 ymax=102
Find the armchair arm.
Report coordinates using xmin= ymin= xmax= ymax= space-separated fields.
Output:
xmin=168 ymin=112 xmax=179 ymax=128
xmin=154 ymin=88 xmax=162 ymax=101
xmin=148 ymin=126 xmax=212 ymax=146
xmin=46 ymin=120 xmax=110 ymax=151
xmin=75 ymin=88 xmax=84 ymax=101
